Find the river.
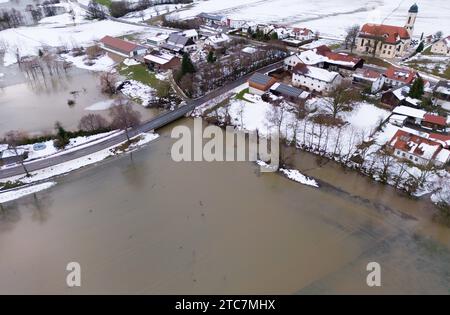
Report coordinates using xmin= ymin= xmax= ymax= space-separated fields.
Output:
xmin=0 ymin=118 xmax=449 ymax=294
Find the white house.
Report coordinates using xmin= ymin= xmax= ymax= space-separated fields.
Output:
xmin=205 ymin=33 xmax=231 ymax=49
xmin=352 ymin=69 xmax=386 ymax=93
xmin=291 ymin=27 xmax=315 ymax=41
xmin=182 ymin=29 xmax=199 ymax=41
xmin=431 ymin=36 xmax=450 ymax=56
xmin=292 ymin=63 xmax=342 ymax=93
xmin=146 ymin=34 xmax=169 ymax=47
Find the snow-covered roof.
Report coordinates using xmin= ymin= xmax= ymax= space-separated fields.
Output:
xmin=144 ymin=52 xmax=176 ymax=65
xmin=242 ymin=47 xmax=258 ymax=54
xmin=293 ymin=45 xmax=362 ymax=68
xmin=389 ymin=114 xmax=407 ymax=122
xmin=392 ymin=105 xmax=426 ymax=119
xmin=206 ymin=33 xmax=230 ymax=44
xmin=293 ymin=64 xmax=340 ymax=83
xmin=436 ymin=85 xmax=450 ymax=95
xmin=182 ymin=29 xmax=198 ymax=38
xmin=435 ymin=148 xmax=450 ymax=164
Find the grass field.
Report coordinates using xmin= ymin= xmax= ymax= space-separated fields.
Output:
xmin=119 ymin=64 xmax=162 ymax=87
xmin=94 ymin=0 xmax=112 ymax=8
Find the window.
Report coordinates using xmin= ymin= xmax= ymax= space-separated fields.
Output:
xmin=402 ymin=153 xmax=406 ymax=157
xmin=415 ymin=157 xmax=418 ymax=162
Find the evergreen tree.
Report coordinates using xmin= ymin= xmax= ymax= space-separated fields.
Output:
xmin=409 ymin=77 xmax=424 ymax=99
xmin=181 ymin=53 xmax=195 ymax=76
xmin=207 ymin=50 xmax=216 ymax=63
xmin=270 ymin=32 xmax=278 ymax=40
xmin=416 ymin=41 xmax=424 ymax=53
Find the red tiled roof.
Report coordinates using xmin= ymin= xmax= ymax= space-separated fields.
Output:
xmin=360 ymin=23 xmax=410 ymax=44
xmin=385 ymin=66 xmax=416 ymax=84
xmin=314 ymin=45 xmax=363 ymax=65
xmin=292 ymin=27 xmax=313 ymax=36
xmin=423 ymin=114 xmax=447 ymax=126
xmin=100 ymin=36 xmax=139 ymax=53
xmin=359 ymin=69 xmax=383 ymax=79
xmin=389 ymin=130 xmax=443 ymax=159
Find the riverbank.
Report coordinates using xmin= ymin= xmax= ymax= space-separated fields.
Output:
xmin=0 ymin=131 xmax=159 ymax=203
xmin=192 ymin=86 xmax=450 ymax=210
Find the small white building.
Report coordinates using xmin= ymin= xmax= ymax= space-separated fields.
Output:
xmin=431 ymin=35 xmax=450 ymax=56
xmin=205 ymin=33 xmax=231 ymax=49
xmin=352 ymin=69 xmax=386 ymax=93
xmin=146 ymin=34 xmax=169 ymax=47
xmin=182 ymin=29 xmax=199 ymax=41
xmin=292 ymin=64 xmax=342 ymax=93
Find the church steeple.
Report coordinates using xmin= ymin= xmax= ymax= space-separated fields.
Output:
xmin=405 ymin=3 xmax=418 ymax=37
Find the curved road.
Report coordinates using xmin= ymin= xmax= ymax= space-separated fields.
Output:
xmin=0 ymin=61 xmax=283 ymax=180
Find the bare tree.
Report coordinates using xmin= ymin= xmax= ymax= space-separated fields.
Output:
xmin=100 ymin=72 xmax=118 ymax=95
xmin=324 ymin=81 xmax=359 ymax=118
xmin=109 ymin=97 xmax=142 ymax=142
xmin=345 ymin=24 xmax=360 ymax=53
xmin=4 ymin=130 xmax=30 ymax=176
xmin=78 ymin=113 xmax=109 ymax=132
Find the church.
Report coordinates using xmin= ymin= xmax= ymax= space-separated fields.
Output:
xmin=355 ymin=4 xmax=418 ymax=58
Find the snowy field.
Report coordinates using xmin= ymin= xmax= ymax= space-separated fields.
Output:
xmin=173 ymin=0 xmax=450 ymax=38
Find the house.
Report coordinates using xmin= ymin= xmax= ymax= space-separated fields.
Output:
xmin=388 ymin=129 xmax=450 ymax=166
xmin=421 ymin=113 xmax=448 ymax=132
xmin=292 ymin=63 xmax=342 ymax=93
xmin=248 ymin=72 xmax=277 ymax=95
xmin=384 ymin=66 xmax=417 ymax=87
xmin=270 ymin=27 xmax=290 ymax=40
xmin=182 ymin=29 xmax=199 ymax=41
xmin=352 ymin=69 xmax=385 ymax=93
xmin=284 ymin=46 xmax=364 ymax=74
xmin=355 ymin=4 xmax=417 ymax=58
xmin=430 ymin=35 xmax=450 ymax=56
xmin=392 ymin=105 xmax=426 ymax=124
xmin=146 ymin=34 xmax=169 ymax=47
xmin=269 ymin=82 xmax=309 ymax=103
xmin=99 ymin=36 xmax=147 ymax=59
xmin=205 ymin=33 xmax=231 ymax=49
xmin=227 ymin=19 xmax=247 ymax=29
xmin=161 ymin=34 xmax=196 ymax=53
xmin=433 ymin=80 xmax=450 ymax=111
xmin=291 ymin=27 xmax=314 ymax=41
xmin=198 ymin=12 xmax=226 ymax=26
xmin=143 ymin=51 xmax=180 ymax=71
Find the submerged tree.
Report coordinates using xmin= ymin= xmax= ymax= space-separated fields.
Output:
xmin=109 ymin=97 xmax=142 ymax=142
xmin=4 ymin=130 xmax=30 ymax=177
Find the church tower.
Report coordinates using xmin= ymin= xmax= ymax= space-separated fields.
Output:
xmin=405 ymin=3 xmax=418 ymax=37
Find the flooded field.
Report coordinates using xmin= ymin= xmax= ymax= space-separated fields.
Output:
xmin=0 ymin=69 xmax=159 ymax=137
xmin=0 ymin=119 xmax=449 ymax=294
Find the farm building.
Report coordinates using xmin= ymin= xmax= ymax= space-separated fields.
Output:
xmin=248 ymin=73 xmax=277 ymax=95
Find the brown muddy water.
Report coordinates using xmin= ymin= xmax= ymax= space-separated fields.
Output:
xmin=0 ymin=118 xmax=449 ymax=294
xmin=0 ymin=70 xmax=158 ymax=137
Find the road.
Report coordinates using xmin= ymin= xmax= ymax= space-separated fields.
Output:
xmin=0 ymin=61 xmax=283 ymax=180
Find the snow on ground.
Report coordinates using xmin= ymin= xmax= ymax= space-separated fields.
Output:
xmin=122 ymin=4 xmax=185 ymax=23
xmin=120 ymin=80 xmax=156 ymax=106
xmin=0 ymin=182 xmax=56 ymax=203
xmin=38 ymin=2 xmax=88 ymax=27
xmin=174 ymin=0 xmax=450 ymax=39
xmin=279 ymin=168 xmax=319 ymax=187
xmin=63 ymin=53 xmax=116 ymax=72
xmin=301 ymin=38 xmax=341 ymax=49
xmin=85 ymin=99 xmax=116 ymax=111
xmin=0 ymin=132 xmax=159 ymax=202
xmin=123 ymin=58 xmax=140 ymax=66
xmin=0 ymin=19 xmax=146 ymax=66
xmin=0 ymin=131 xmax=119 ymax=165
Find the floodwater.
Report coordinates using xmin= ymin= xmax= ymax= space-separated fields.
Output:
xmin=0 ymin=69 xmax=159 ymax=137
xmin=0 ymin=119 xmax=449 ymax=294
